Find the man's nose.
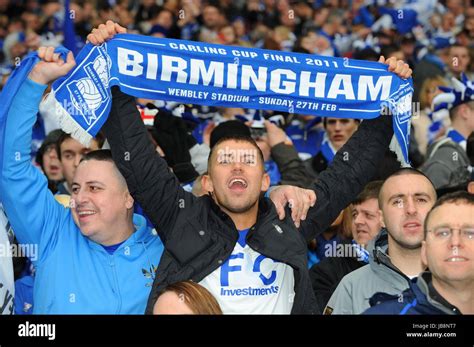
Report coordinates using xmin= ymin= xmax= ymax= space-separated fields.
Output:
xmin=73 ymin=154 xmax=82 ymax=167
xmin=231 ymin=160 xmax=243 ymax=171
xmin=354 ymin=213 xmax=364 ymax=225
xmin=405 ymin=197 xmax=417 ymax=215
xmin=449 ymin=229 xmax=463 ymax=249
xmin=75 ymin=188 xmax=89 ymax=204
xmin=47 ymin=150 xmax=57 ymax=159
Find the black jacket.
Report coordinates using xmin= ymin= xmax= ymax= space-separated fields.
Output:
xmin=304 ymin=151 xmax=329 ymax=179
xmin=309 ymin=241 xmax=365 ymax=313
xmin=271 ymin=142 xmax=316 ymax=188
xmin=102 ymin=88 xmax=394 ymax=314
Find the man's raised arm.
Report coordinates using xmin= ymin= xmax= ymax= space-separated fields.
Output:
xmin=299 ymin=56 xmax=411 ymax=241
xmin=0 ymin=48 xmax=76 ymax=261
xmin=300 ymin=114 xmax=394 ymax=242
xmin=102 ymin=87 xmax=195 ymax=242
xmin=88 ymin=21 xmax=196 ymax=242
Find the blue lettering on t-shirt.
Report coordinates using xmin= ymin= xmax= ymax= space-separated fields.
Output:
xmin=220 ymin=253 xmax=244 ymax=287
xmin=253 ymin=254 xmax=277 ymax=285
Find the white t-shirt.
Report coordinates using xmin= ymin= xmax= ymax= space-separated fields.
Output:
xmin=0 ymin=203 xmax=14 ymax=314
xmin=199 ymin=229 xmax=295 ymax=314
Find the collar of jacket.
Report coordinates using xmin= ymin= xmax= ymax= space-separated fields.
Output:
xmin=206 ymin=193 xmax=303 ymax=264
xmin=207 ymin=192 xmax=274 ymax=228
xmin=367 ymin=228 xmax=413 ymax=287
xmin=86 ymin=213 xmax=155 ymax=252
xmin=416 ymin=272 xmax=462 ymax=315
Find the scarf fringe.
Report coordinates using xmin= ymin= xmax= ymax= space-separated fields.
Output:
xmin=41 ymin=91 xmax=93 ymax=147
xmin=390 ymin=135 xmax=410 ymax=168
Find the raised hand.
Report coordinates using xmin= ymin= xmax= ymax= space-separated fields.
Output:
xmin=28 ymin=47 xmax=76 ymax=85
xmin=263 ymin=120 xmax=292 ymax=148
xmin=269 ymin=185 xmax=316 ymax=228
xmin=87 ymin=20 xmax=127 ymax=45
xmin=379 ymin=55 xmax=412 ymax=79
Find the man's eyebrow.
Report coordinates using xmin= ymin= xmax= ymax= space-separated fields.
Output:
xmin=432 ymin=223 xmax=474 ymax=229
xmin=71 ymin=181 xmax=105 ymax=186
xmin=360 ymin=208 xmax=377 ymax=215
xmin=388 ymin=192 xmax=432 ymax=201
xmin=413 ymin=193 xmax=432 ymax=199
xmin=388 ymin=194 xmax=405 ymax=202
xmin=85 ymin=181 xmax=106 ymax=186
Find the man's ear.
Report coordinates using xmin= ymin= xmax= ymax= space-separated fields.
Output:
xmin=378 ymin=209 xmax=385 ymax=228
xmin=468 ymin=181 xmax=474 ymax=194
xmin=261 ymin=172 xmax=270 ymax=192
xmin=420 ymin=240 xmax=428 ymax=268
xmin=201 ymin=174 xmax=214 ymax=193
xmin=125 ymin=191 xmax=134 ymax=210
xmin=460 ymin=104 xmax=471 ymax=121
xmin=380 ymin=208 xmax=386 ymax=228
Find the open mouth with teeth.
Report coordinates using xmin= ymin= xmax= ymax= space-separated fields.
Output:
xmin=77 ymin=210 xmax=97 ymax=221
xmin=228 ymin=177 xmax=248 ymax=193
xmin=445 ymin=256 xmax=469 ymax=262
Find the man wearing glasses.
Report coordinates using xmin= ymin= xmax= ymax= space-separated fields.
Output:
xmin=365 ymin=191 xmax=474 ymax=314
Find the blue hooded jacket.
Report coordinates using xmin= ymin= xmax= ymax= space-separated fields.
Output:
xmin=364 ymin=272 xmax=463 ymax=315
xmin=0 ymin=78 xmax=164 ymax=314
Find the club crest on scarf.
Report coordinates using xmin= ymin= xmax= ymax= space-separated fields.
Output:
xmin=65 ymin=45 xmax=112 ymax=128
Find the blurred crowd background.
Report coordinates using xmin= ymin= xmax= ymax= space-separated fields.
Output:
xmin=2 ymin=0 xmax=474 ymax=316
xmin=2 ymin=0 xmax=474 ymax=162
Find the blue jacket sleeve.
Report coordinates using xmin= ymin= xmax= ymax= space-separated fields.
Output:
xmin=0 ymin=78 xmax=70 ymax=265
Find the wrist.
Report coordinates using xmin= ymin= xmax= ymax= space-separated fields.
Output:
xmin=270 ymin=140 xmax=285 ymax=148
xmin=28 ymin=70 xmax=49 ymax=85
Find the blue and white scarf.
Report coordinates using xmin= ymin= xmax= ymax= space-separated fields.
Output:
xmin=320 ymin=132 xmax=337 ymax=163
xmin=446 ymin=128 xmax=467 ymax=151
xmin=40 ymin=34 xmax=414 ymax=162
xmin=351 ymin=240 xmax=370 ymax=264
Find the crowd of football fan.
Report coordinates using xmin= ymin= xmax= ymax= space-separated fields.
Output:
xmin=0 ymin=0 xmax=473 ymax=315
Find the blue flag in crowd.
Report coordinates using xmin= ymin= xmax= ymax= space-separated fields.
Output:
xmin=39 ymin=34 xmax=413 ymax=162
xmin=63 ymin=0 xmax=78 ymax=56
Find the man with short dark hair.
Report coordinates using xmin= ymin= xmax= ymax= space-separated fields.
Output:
xmin=365 ymin=191 xmax=474 ymax=314
xmin=55 ymin=131 xmax=103 ymax=195
xmin=351 ymin=181 xmax=384 ymax=247
xmin=199 ymin=4 xmax=225 ymax=43
xmin=447 ymin=45 xmax=473 ymax=80
xmin=304 ymin=117 xmax=360 ymax=176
